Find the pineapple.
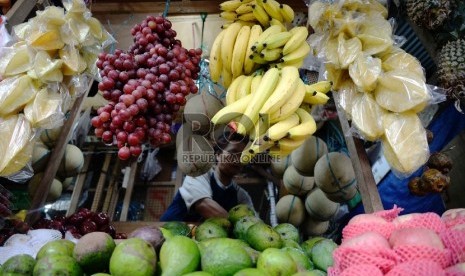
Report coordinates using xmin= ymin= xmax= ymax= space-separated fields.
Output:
xmin=406 ymin=0 xmax=452 ymax=30
xmin=437 ymin=39 xmax=465 ymax=101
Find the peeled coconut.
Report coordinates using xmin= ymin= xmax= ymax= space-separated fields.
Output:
xmin=275 ymin=195 xmax=306 ymax=227
xmin=305 ymin=188 xmax=339 ymax=221
xmin=283 ymin=166 xmax=315 ymax=196
xmin=183 ymin=93 xmax=224 ymax=135
xmin=177 ymin=134 xmax=214 ymax=177
xmin=270 ymin=155 xmax=291 ymax=178
xmin=389 ymin=228 xmax=444 ymax=249
xmin=301 ymin=216 xmax=329 ymax=237
xmin=314 ymin=152 xmax=357 ymax=203
xmin=291 ymin=136 xmax=328 ymax=176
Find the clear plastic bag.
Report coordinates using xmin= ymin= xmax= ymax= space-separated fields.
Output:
xmin=338 ymin=33 xmax=363 ymax=69
xmin=0 ymin=42 xmax=34 ymax=77
xmin=0 ymin=16 xmax=11 ymax=48
xmin=31 ymin=51 xmax=64 ymax=83
xmin=378 ymin=46 xmax=426 ymax=81
xmin=351 ymin=93 xmax=386 ymax=141
xmin=357 ymin=12 xmax=393 ymax=56
xmin=70 ymin=107 xmax=91 ymax=147
xmin=333 ymin=77 xmax=360 ymax=120
xmin=23 ymin=85 xmax=65 ymax=129
xmin=139 ymin=147 xmax=162 ymax=182
xmin=348 ymin=53 xmax=382 ymax=92
xmin=0 ymin=75 xmax=38 ymax=116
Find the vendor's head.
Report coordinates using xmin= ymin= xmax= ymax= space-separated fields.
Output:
xmin=214 ymin=131 xmax=249 ymax=177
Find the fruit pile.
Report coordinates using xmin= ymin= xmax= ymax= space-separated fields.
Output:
xmin=308 ymin=0 xmax=432 ymax=176
xmin=0 ymin=204 xmax=338 ymax=276
xmin=0 ymin=0 xmax=109 ymax=177
xmin=91 ymin=15 xmax=202 ymax=160
xmin=408 ymin=152 xmax=453 ymax=196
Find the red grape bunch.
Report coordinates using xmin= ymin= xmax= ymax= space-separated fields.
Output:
xmin=92 ymin=16 xmax=202 ymax=160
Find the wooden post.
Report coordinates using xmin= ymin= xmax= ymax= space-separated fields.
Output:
xmin=119 ymin=160 xmax=137 ymax=221
xmin=90 ymin=153 xmax=112 ymax=212
xmin=66 ymin=152 xmax=93 ymax=216
xmin=5 ymin=0 xmax=38 ymax=32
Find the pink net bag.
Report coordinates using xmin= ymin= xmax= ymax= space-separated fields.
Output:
xmin=340 ymin=264 xmax=384 ymax=276
xmin=333 ymin=247 xmax=397 ymax=274
xmin=441 ymin=229 xmax=465 ymax=265
xmin=393 ymin=245 xmax=452 ymax=268
xmin=394 ymin=212 xmax=447 ymax=233
xmin=328 ymin=267 xmax=341 ymax=276
xmin=442 ymin=209 xmax=465 ymax=229
xmin=386 ymin=260 xmax=446 ymax=276
xmin=444 ymin=264 xmax=465 ymax=276
xmin=342 ymin=222 xmax=395 ymax=240
xmin=374 ymin=205 xmax=404 ymax=222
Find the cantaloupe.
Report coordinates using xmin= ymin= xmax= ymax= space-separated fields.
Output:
xmin=28 ymin=173 xmax=63 ymax=202
xmin=314 ymin=152 xmax=357 ymax=203
xmin=62 ymin=177 xmax=74 ymax=190
xmin=270 ymin=155 xmax=291 ymax=178
xmin=291 ymin=136 xmax=328 ymax=176
xmin=177 ymin=134 xmax=215 ymax=177
xmin=301 ymin=216 xmax=330 ymax=237
xmin=40 ymin=126 xmax=63 ymax=147
xmin=57 ymin=144 xmax=84 ymax=178
xmin=283 ymin=166 xmax=315 ymax=196
xmin=183 ymin=93 xmax=224 ymax=135
xmin=32 ymin=142 xmax=51 ymax=172
xmin=305 ymin=188 xmax=340 ymax=221
xmin=275 ymin=195 xmax=306 ymax=227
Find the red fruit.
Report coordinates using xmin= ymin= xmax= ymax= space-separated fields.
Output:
xmin=115 ymin=233 xmax=127 ymax=239
xmin=14 ymin=221 xmax=30 ymax=234
xmin=78 ymin=208 xmax=92 ymax=218
xmin=93 ymin=212 xmax=110 ymax=226
xmin=80 ymin=219 xmax=98 ymax=235
xmin=64 ymin=224 xmax=78 ymax=233
xmin=67 ymin=213 xmax=85 ymax=225
xmin=50 ymin=220 xmax=65 ymax=234
xmin=53 ymin=215 xmax=67 ymax=222
xmin=98 ymin=224 xmax=117 ymax=238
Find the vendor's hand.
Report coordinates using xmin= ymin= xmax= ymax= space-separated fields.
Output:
xmin=194 ymin=198 xmax=228 ymax=219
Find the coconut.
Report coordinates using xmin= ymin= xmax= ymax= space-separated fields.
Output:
xmin=283 ymin=166 xmax=315 ymax=196
xmin=177 ymin=134 xmax=214 ymax=177
xmin=275 ymin=195 xmax=306 ymax=227
xmin=305 ymin=188 xmax=339 ymax=221
xmin=183 ymin=93 xmax=224 ymax=135
xmin=291 ymin=136 xmax=328 ymax=176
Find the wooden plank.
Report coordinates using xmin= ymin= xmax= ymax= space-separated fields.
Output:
xmin=26 ymin=80 xmax=93 ymax=225
xmin=65 ymin=152 xmax=93 ymax=216
xmin=119 ymin=160 xmax=138 ymax=221
xmin=90 ymin=153 xmax=112 ymax=212
xmin=5 ymin=0 xmax=39 ymax=31
xmin=334 ymin=98 xmax=384 ymax=213
xmin=102 ymin=157 xmax=121 ymax=213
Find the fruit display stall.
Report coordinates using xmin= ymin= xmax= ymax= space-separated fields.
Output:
xmin=1 ymin=0 xmax=465 ymax=275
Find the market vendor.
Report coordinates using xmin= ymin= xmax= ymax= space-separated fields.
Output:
xmin=160 ymin=133 xmax=256 ymax=222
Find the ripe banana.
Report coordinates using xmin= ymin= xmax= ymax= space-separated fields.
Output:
xmin=280 ymin=41 xmax=310 ymax=63
xmin=209 ymin=29 xmax=226 ymax=83
xmin=220 ymin=11 xmax=238 ymax=21
xmin=238 ymin=12 xmax=257 ymax=22
xmin=249 ymin=115 xmax=268 ymax=141
xmin=222 ymin=66 xmax=233 ymax=88
xmin=221 ymin=22 xmax=243 ymax=76
xmin=231 ymin=25 xmax=251 ymax=77
xmin=277 ymin=137 xmax=306 ymax=152
xmin=252 ymin=24 xmax=281 ymax=52
xmin=220 ymin=0 xmax=243 ymax=11
xmin=235 ymin=20 xmax=256 ymax=27
xmin=287 ymin=108 xmax=317 ymax=140
xmin=236 ymin=1 xmax=255 ymax=14
xmin=261 ymin=48 xmax=283 ymax=61
xmin=265 ymin=113 xmax=299 ymax=141
xmin=250 ymin=53 xmax=268 ymax=64
xmin=252 ymin=3 xmax=270 ymax=27
xmin=236 ymin=67 xmax=280 ymax=135
xmin=269 ymin=79 xmax=306 ymax=123
xmin=211 ymin=93 xmax=253 ymax=125
xmin=250 ymin=73 xmax=263 ymax=94
xmin=260 ymin=0 xmax=284 ymax=22
xmin=270 ymin=18 xmax=287 ymax=32
xmin=283 ymin=26 xmax=308 ymax=55
xmin=279 ymin=3 xmax=295 ymax=23
xmin=268 ymin=145 xmax=293 ymax=158
xmin=226 ymin=75 xmax=245 ymax=105
xmin=221 ymin=23 xmax=232 ymax=29
xmin=302 ymin=90 xmax=330 ymax=105
xmin=259 ymin=66 xmax=300 ymax=115
xmin=243 ymin=24 xmax=262 ymax=75
xmin=305 ymin=80 xmax=332 ymax=94
xmin=269 ymin=58 xmax=304 ymax=69
xmin=262 ymin=31 xmax=292 ymax=50
xmin=249 ymin=135 xmax=275 ymax=154
xmin=236 ymin=75 xmax=253 ymax=99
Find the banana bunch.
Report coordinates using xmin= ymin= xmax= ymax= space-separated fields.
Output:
xmin=211 ymin=66 xmax=333 ymax=162
xmin=219 ymin=0 xmax=295 ymax=28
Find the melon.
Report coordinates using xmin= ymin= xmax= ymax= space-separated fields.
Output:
xmin=40 ymin=126 xmax=63 ymax=147
xmin=283 ymin=166 xmax=315 ymax=196
xmin=275 ymin=195 xmax=306 ymax=227
xmin=314 ymin=152 xmax=357 ymax=203
xmin=57 ymin=144 xmax=84 ymax=178
xmin=305 ymin=188 xmax=339 ymax=221
xmin=301 ymin=216 xmax=329 ymax=237
xmin=177 ymin=134 xmax=215 ymax=177
xmin=31 ymin=142 xmax=50 ymax=172
xmin=291 ymin=136 xmax=328 ymax=176
xmin=270 ymin=155 xmax=291 ymax=178
xmin=62 ymin=177 xmax=74 ymax=190
xmin=28 ymin=173 xmax=63 ymax=202
xmin=183 ymin=93 xmax=224 ymax=135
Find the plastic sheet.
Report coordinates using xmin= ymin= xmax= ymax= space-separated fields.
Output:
xmin=379 ymin=47 xmax=426 ymax=82
xmin=348 ymin=54 xmax=382 ymax=92
xmin=381 ymin=111 xmax=429 ymax=177
xmin=139 ymin=147 xmax=162 ymax=182
xmin=23 ymin=86 xmax=65 ymax=129
xmin=333 ymin=78 xmax=359 ymax=119
xmin=0 ymin=42 xmax=35 ymax=77
xmin=0 ymin=75 xmax=38 ymax=116
xmin=351 ymin=93 xmax=386 ymax=141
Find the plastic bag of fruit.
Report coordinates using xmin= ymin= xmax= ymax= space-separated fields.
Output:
xmin=0 ymin=42 xmax=35 ymax=78
xmin=0 ymin=75 xmax=39 ymax=117
xmin=23 ymin=85 xmax=66 ymax=129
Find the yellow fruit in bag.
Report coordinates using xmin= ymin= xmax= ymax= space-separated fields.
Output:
xmin=0 ymin=141 xmax=34 ymax=176
xmin=59 ymin=46 xmax=81 ymax=75
xmin=12 ymin=22 xmax=32 ymax=41
xmin=87 ymin=17 xmax=103 ymax=40
xmin=336 ymin=78 xmax=360 ymax=119
xmin=36 ymin=6 xmax=66 ymax=26
xmin=27 ymin=27 xmax=64 ymax=50
xmin=0 ymin=43 xmax=34 ymax=77
xmin=338 ymin=33 xmax=362 ymax=69
xmin=325 ymin=37 xmax=340 ymax=66
xmin=24 ymin=87 xmax=63 ymax=129
xmin=382 ymin=111 xmax=429 ymax=175
xmin=333 ymin=11 xmax=362 ymax=37
xmin=0 ymin=114 xmax=33 ymax=174
xmin=348 ymin=54 xmax=382 ymax=92
xmin=380 ymin=47 xmax=425 ymax=81
xmin=325 ymin=64 xmax=350 ymax=91
xmin=0 ymin=75 xmax=38 ymax=116
xmin=357 ymin=13 xmax=393 ymax=55
xmin=62 ymin=15 xmax=90 ymax=45
xmin=351 ymin=93 xmax=386 ymax=141
xmin=375 ymin=70 xmax=430 ymax=113
xmin=308 ymin=1 xmax=333 ymax=32
xmin=33 ymin=51 xmax=63 ymax=82
xmin=63 ymin=0 xmax=87 ymax=13
xmin=344 ymin=0 xmax=388 ymax=19
xmin=81 ymin=48 xmax=98 ymax=76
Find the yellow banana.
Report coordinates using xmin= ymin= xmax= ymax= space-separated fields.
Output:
xmin=236 ymin=1 xmax=255 ymax=14
xmin=265 ymin=113 xmax=300 ymax=141
xmin=221 ymin=22 xmax=243 ymax=76
xmin=209 ymin=29 xmax=226 ymax=83
xmin=236 ymin=75 xmax=253 ymax=99
xmin=269 ymin=58 xmax=304 ymax=69
xmin=235 ymin=20 xmax=256 ymax=27
xmin=252 ymin=3 xmax=270 ymax=27
xmin=280 ymin=41 xmax=310 ymax=63
xmin=238 ymin=12 xmax=257 ymax=22
xmin=220 ymin=0 xmax=243 ymax=11
xmin=305 ymin=80 xmax=332 ymax=94
xmin=279 ymin=3 xmax=295 ymax=23
xmin=249 ymin=115 xmax=268 ymax=141
xmin=269 ymin=79 xmax=306 ymax=123
xmin=302 ymin=90 xmax=330 ymax=105
xmin=259 ymin=66 xmax=300 ymax=115
xmin=277 ymin=137 xmax=306 ymax=152
xmin=262 ymin=31 xmax=292 ymax=50
xmin=231 ymin=25 xmax=251 ymax=77
xmin=236 ymin=67 xmax=280 ymax=135
xmin=252 ymin=24 xmax=282 ymax=52
xmin=261 ymin=0 xmax=284 ymax=22
xmin=222 ymin=66 xmax=233 ymax=88
xmin=240 ymin=135 xmax=275 ymax=164
xmin=226 ymin=75 xmax=245 ymax=105
xmin=287 ymin=108 xmax=317 ymax=140
xmin=270 ymin=18 xmax=287 ymax=32
xmin=250 ymin=53 xmax=268 ymax=64
xmin=220 ymin=11 xmax=238 ymax=21
xmin=243 ymin=24 xmax=262 ymax=74
xmin=250 ymin=73 xmax=263 ymax=94
xmin=221 ymin=23 xmax=232 ymax=29
xmin=268 ymin=145 xmax=293 ymax=158
xmin=261 ymin=48 xmax=283 ymax=61
xmin=211 ymin=94 xmax=253 ymax=125
xmin=283 ymin=26 xmax=308 ymax=55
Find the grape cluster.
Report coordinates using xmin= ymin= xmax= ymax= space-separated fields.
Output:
xmin=92 ymin=16 xmax=202 ymax=160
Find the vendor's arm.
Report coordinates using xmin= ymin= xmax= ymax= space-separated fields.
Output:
xmin=193 ymin=198 xmax=228 ymax=219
